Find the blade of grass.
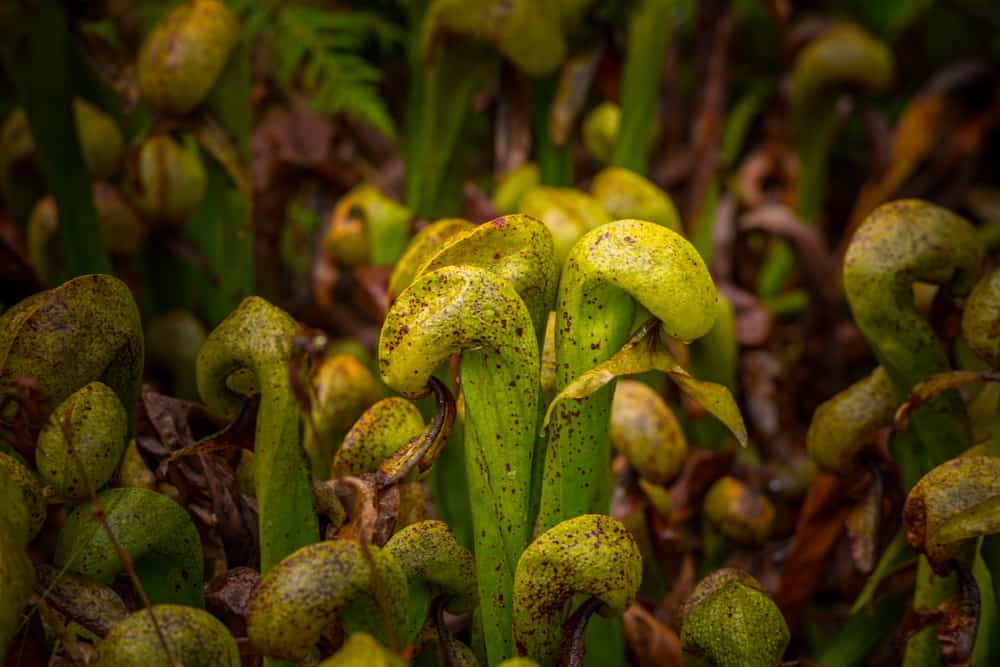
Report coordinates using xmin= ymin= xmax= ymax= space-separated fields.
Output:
xmin=2 ymin=0 xmax=111 ymax=276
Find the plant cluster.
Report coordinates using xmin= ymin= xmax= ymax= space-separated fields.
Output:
xmin=1 ymin=1 xmax=1000 ymax=667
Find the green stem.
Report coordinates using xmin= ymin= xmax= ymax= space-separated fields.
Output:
xmin=983 ymin=534 xmax=1000 ymax=608
xmin=429 ymin=374 xmax=473 ymax=549
xmin=537 ymin=221 xmax=717 ymax=533
xmin=404 ymin=0 xmax=429 ymax=212
xmin=904 ymin=558 xmax=953 ymax=667
xmin=812 ymin=592 xmax=907 ymax=667
xmin=756 ymin=106 xmax=838 ymax=298
xmin=844 ymin=201 xmax=979 ymax=477
xmin=845 ymin=200 xmax=981 ymax=667
xmin=532 ymin=76 xmax=573 ymax=187
xmin=611 ymin=0 xmax=674 ymax=176
xmin=2 ymin=0 xmax=110 ymax=275
xmin=405 ymin=38 xmax=496 ymax=218
xmin=412 ymin=214 xmax=558 ymax=535
xmin=973 ymin=547 xmax=1000 ymax=667
xmin=758 ymin=22 xmax=893 ymax=298
xmin=188 ymin=41 xmax=255 ymax=325
xmin=197 ymin=297 xmax=319 ymax=574
xmin=461 ymin=349 xmax=537 ymax=662
xmin=380 ymin=265 xmax=540 ymax=664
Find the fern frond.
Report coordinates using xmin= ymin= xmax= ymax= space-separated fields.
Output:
xmin=271 ymin=6 xmax=404 ymax=137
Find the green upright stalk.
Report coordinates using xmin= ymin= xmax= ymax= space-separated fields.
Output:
xmin=843 ymin=201 xmax=979 ymax=484
xmin=413 ymin=215 xmax=558 ymax=529
xmin=404 ymin=0 xmax=428 ymax=210
xmin=537 ymin=220 xmax=718 ymax=533
xmin=197 ymin=297 xmax=319 ymax=574
xmin=380 ymin=265 xmax=540 ymax=664
xmin=461 ymin=347 xmax=536 ymax=660
xmin=843 ymin=200 xmax=981 ymax=666
xmin=756 ymin=107 xmax=838 ymax=298
xmin=2 ymin=0 xmax=110 ymax=276
xmin=405 ymin=30 xmax=496 ymax=218
xmin=611 ymin=0 xmax=674 ymax=175
xmin=813 ymin=593 xmax=908 ymax=667
xmin=388 ymin=219 xmax=477 ymax=550
xmin=758 ymin=23 xmax=893 ymax=298
xmin=532 ymin=76 xmax=573 ymax=187
xmin=193 ymin=40 xmax=255 ymax=324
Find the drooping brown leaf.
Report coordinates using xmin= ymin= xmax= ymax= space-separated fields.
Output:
xmin=623 ymin=603 xmax=684 ymax=667
xmin=494 ymin=67 xmax=532 ymax=177
xmin=845 ymin=94 xmax=952 ymax=244
xmin=251 ymin=104 xmax=363 ymax=307
xmin=321 ymin=474 xmax=400 ymax=547
xmin=776 ymin=472 xmax=851 ymax=627
xmin=709 ymin=195 xmax=738 ymax=282
xmin=656 ymin=553 xmax=696 ymax=627
xmin=740 ymin=349 xmax=782 ymax=441
xmin=937 ymin=564 xmax=980 ymax=667
xmin=668 ymin=448 xmax=735 ymax=524
xmin=560 ymin=596 xmax=606 ymax=667
xmin=352 ymin=265 xmax=392 ymax=322
xmin=252 ymin=106 xmax=338 ymax=183
xmin=686 ymin=3 xmax=733 ymax=228
xmin=719 ymin=284 xmax=773 ymax=346
xmin=740 ymin=204 xmax=836 ymax=307
xmin=845 ymin=468 xmax=884 ymax=574
xmin=462 ymin=181 xmax=498 ymax=223
xmin=736 ymin=142 xmax=796 ymax=208
xmin=194 ymin=116 xmax=251 ymax=198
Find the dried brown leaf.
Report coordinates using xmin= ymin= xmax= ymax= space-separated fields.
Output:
xmin=138 ymin=391 xmax=259 ymax=567
xmin=205 ymin=566 xmax=261 ymax=637
xmin=776 ymin=472 xmax=850 ymax=627
xmin=668 ymin=448 xmax=735 ymax=524
xmin=327 ymin=474 xmax=400 ymax=547
xmin=34 ymin=564 xmax=127 ymax=639
xmin=740 ymin=204 xmax=835 ymax=306
xmin=719 ymin=284 xmax=773 ymax=346
xmin=623 ymin=603 xmax=684 ymax=667
xmin=845 ymin=469 xmax=883 ymax=574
